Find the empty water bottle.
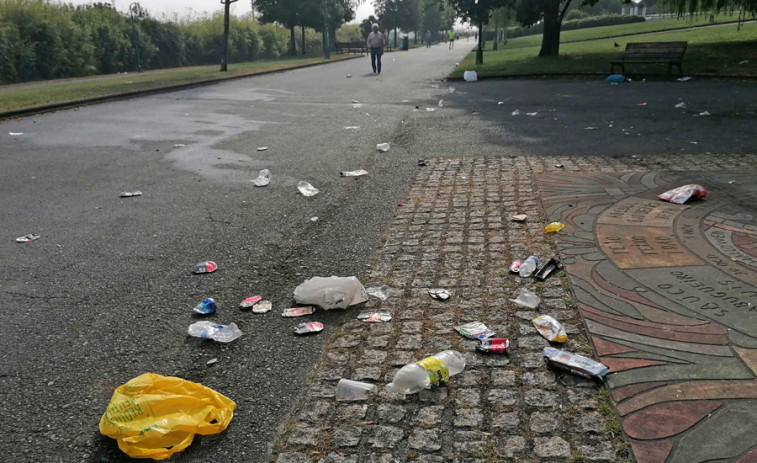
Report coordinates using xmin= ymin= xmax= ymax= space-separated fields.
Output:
xmin=519 ymin=256 xmax=540 ymax=278
xmin=385 ymin=350 xmax=466 ymax=394
xmin=187 ymin=321 xmax=242 ymax=343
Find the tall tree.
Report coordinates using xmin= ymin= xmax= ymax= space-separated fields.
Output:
xmin=256 ymin=0 xmax=303 ymax=56
xmin=374 ymin=0 xmax=420 ymax=48
xmin=445 ymin=0 xmax=509 ymax=64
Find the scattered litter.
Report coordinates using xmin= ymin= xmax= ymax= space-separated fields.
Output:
xmin=193 ymin=298 xmax=217 ymax=315
xmin=728 ymin=180 xmax=736 ymax=184
xmin=256 ymin=147 xmax=268 ymax=151
xmin=297 ymin=181 xmax=319 ymax=197
xmin=206 ymin=358 xmax=218 ymax=365
xmin=418 ymin=159 xmax=430 ymax=166
xmin=376 ymin=143 xmax=390 ymax=152
xmin=498 ymin=101 xmax=504 ymax=105
xmin=511 ymin=109 xmax=521 ymax=116
xmin=15 ymin=233 xmax=40 ymax=243
xmin=193 ymin=261 xmax=218 ymax=274
xmin=346 ymin=74 xmax=352 ymax=78
xmin=340 ymin=169 xmax=368 ymax=177
xmin=555 ymin=164 xmax=564 ymax=168
xmin=477 ymin=338 xmax=509 ymax=354
xmin=431 ymin=84 xmax=439 ymax=89
xmin=511 ymin=214 xmax=527 ymax=222
xmin=584 ymin=127 xmax=598 ymax=130
xmin=402 ymin=99 xmax=409 ymax=103
xmin=251 ymin=169 xmax=271 ymax=187
xmin=310 ymin=217 xmax=319 ymax=222
xmin=352 ymin=103 xmax=363 ymax=108
xmin=448 ymin=87 xmax=456 ymax=94
xmin=293 ymin=276 xmax=367 ymax=310
xmin=519 ymin=256 xmax=540 ymax=278
xmin=677 ymin=76 xmax=693 ymax=82
xmin=385 ymin=350 xmax=465 ymax=394
xmin=9 ymin=132 xmax=23 ymax=136
xmin=543 ymin=347 xmax=609 ymax=379
xmin=533 ymin=315 xmax=568 ymax=342
xmin=99 ymin=372 xmax=236 ymax=459
xmin=336 ymin=378 xmax=378 ymax=401
xmin=463 ymin=70 xmax=478 ymax=82
xmin=455 ymin=321 xmax=496 ymax=340
xmin=358 ymin=311 xmax=392 ymax=322
xmin=657 ymin=184 xmax=707 ymax=204
xmin=605 ymin=74 xmax=626 ymax=83
xmin=739 ymin=60 xmax=749 ymax=65
xmin=239 ymin=295 xmax=263 ymax=310
xmin=282 ymin=306 xmax=315 ymax=317
xmin=366 ymin=286 xmax=392 ymax=300
xmin=344 ymin=126 xmax=361 ymax=129
xmin=526 ymin=112 xmax=538 ymax=116
xmin=638 ymin=102 xmax=647 ymax=106
xmin=674 ymin=102 xmax=687 ymax=109
xmin=426 ymin=107 xmax=435 ymax=112
xmin=173 ymin=143 xmax=186 ymax=147
xmin=698 ymin=111 xmax=710 ymax=116
xmin=534 ymin=257 xmax=563 ymax=281
xmin=438 ymin=100 xmax=444 ymax=107
xmin=690 ymin=141 xmax=698 ymax=144
xmin=428 ymin=288 xmax=451 ymax=301
xmin=509 ymin=260 xmax=523 ymax=273
xmin=544 ymin=222 xmax=566 ymax=233
xmin=252 ymin=300 xmax=272 ymax=313
xmin=351 ymin=100 xmax=359 ymax=103
xmin=187 ymin=321 xmax=242 ymax=342
xmin=509 ymin=288 xmax=540 ymax=309
xmin=294 ymin=321 xmax=324 ymax=335
xmin=119 ymin=190 xmax=142 ymax=197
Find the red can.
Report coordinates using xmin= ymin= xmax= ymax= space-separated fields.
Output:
xmin=509 ymin=261 xmax=523 ymax=273
xmin=477 ymin=338 xmax=510 ymax=354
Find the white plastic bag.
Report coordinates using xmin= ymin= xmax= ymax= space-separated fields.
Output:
xmin=293 ymin=276 xmax=368 ymax=310
xmin=463 ymin=70 xmax=478 ymax=82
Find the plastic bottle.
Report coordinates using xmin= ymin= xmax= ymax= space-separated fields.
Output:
xmin=187 ymin=321 xmax=242 ymax=343
xmin=518 ymin=256 xmax=540 ymax=278
xmin=385 ymin=350 xmax=466 ymax=394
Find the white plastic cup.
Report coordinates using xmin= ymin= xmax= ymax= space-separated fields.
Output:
xmin=335 ymin=379 xmax=378 ymax=401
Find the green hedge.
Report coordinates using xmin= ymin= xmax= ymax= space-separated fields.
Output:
xmin=505 ymin=14 xmax=646 ymax=39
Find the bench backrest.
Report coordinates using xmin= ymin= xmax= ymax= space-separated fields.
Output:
xmin=335 ymin=42 xmax=365 ymax=48
xmin=624 ymin=42 xmax=687 ymax=59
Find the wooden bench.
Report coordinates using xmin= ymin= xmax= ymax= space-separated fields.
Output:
xmin=611 ymin=41 xmax=687 ymax=76
xmin=335 ymin=42 xmax=367 ymax=55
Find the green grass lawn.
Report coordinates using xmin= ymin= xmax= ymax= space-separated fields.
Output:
xmin=0 ymin=55 xmax=356 ymax=113
xmin=454 ymin=20 xmax=757 ymax=78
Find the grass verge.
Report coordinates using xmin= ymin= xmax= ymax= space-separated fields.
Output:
xmin=0 ymin=55 xmax=356 ymax=113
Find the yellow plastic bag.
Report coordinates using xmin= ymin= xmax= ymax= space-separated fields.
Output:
xmin=544 ymin=222 xmax=566 ymax=233
xmin=99 ymin=373 xmax=236 ymax=460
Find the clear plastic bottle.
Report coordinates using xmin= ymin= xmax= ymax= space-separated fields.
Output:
xmin=519 ymin=256 xmax=540 ymax=278
xmin=187 ymin=321 xmax=242 ymax=343
xmin=385 ymin=350 xmax=466 ymax=394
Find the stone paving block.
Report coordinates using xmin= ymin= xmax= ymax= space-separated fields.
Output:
xmin=409 ymin=428 xmax=442 ymax=451
xmin=331 ymin=426 xmax=363 ymax=447
xmin=414 ymin=405 xmax=444 ymax=426
xmin=534 ymin=436 xmax=571 ymax=458
xmin=318 ymin=454 xmax=358 ymax=463
xmin=369 ymin=426 xmax=405 ymax=449
xmin=530 ymin=411 xmax=563 ymax=433
xmin=454 ymin=408 xmax=484 ymax=427
xmin=377 ymin=404 xmax=407 ymax=423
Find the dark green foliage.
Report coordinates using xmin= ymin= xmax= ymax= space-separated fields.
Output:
xmin=506 ymin=14 xmax=644 ymax=38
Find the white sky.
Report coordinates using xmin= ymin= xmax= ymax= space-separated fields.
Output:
xmin=56 ymin=0 xmax=376 ymax=23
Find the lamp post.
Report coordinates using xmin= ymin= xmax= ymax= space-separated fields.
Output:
xmin=220 ymin=0 xmax=239 ymax=71
xmin=129 ymin=2 xmax=144 ymax=72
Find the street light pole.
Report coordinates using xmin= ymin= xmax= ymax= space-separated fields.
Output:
xmin=321 ymin=0 xmax=330 ymax=59
xmin=220 ymin=0 xmax=239 ymax=72
xmin=129 ymin=2 xmax=143 ymax=72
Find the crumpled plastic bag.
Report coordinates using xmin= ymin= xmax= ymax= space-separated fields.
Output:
xmin=657 ymin=184 xmax=707 ymax=205
xmin=293 ymin=276 xmax=368 ymax=310
xmin=99 ymin=373 xmax=236 ymax=460
xmin=532 ymin=315 xmax=568 ymax=343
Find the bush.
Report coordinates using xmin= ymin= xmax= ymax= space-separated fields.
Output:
xmin=565 ymin=10 xmax=590 ymax=21
xmin=506 ymin=14 xmax=645 ymax=39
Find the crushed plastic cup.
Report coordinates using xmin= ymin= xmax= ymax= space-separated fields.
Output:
xmin=187 ymin=321 xmax=242 ymax=343
xmin=544 ymin=222 xmax=565 ymax=233
xmin=252 ymin=300 xmax=272 ymax=313
xmin=335 ymin=379 xmax=378 ymax=401
xmin=193 ymin=261 xmax=218 ymax=274
xmin=193 ymin=298 xmax=218 ymax=315
xmin=463 ymin=70 xmax=478 ymax=82
xmin=294 ymin=321 xmax=324 ymax=335
xmin=251 ymin=169 xmax=271 ymax=187
xmin=297 ymin=181 xmax=319 ymax=197
xmin=340 ymin=169 xmax=368 ymax=177
xmin=15 ymin=233 xmax=40 ymax=243
xmin=119 ymin=191 xmax=142 ymax=197
xmin=509 ymin=288 xmax=540 ymax=309
xmin=428 ymin=288 xmax=451 ymax=301
xmin=239 ymin=295 xmax=263 ymax=310
xmin=366 ymin=286 xmax=392 ymax=301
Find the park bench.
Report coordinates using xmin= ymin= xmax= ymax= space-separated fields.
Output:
xmin=611 ymin=41 xmax=687 ymax=76
xmin=334 ymin=41 xmax=392 ymax=55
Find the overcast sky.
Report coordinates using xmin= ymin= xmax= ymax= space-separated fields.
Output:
xmin=56 ymin=0 xmax=375 ymax=22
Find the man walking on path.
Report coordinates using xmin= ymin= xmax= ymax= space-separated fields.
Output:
xmin=448 ymin=30 xmax=455 ymax=49
xmin=366 ymin=24 xmax=386 ymax=74
xmin=424 ymin=30 xmax=432 ymax=48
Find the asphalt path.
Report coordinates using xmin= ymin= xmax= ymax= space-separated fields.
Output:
xmin=0 ymin=44 xmax=465 ymax=462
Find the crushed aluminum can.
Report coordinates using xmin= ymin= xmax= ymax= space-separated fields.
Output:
xmin=534 ymin=258 xmax=563 ymax=281
xmin=477 ymin=338 xmax=510 ymax=354
xmin=294 ymin=321 xmax=324 ymax=335
xmin=510 ymin=260 xmax=523 ymax=273
xmin=543 ymin=346 xmax=609 ymax=380
xmin=455 ymin=321 xmax=496 ymax=340
xmin=193 ymin=298 xmax=217 ymax=315
xmin=119 ymin=191 xmax=142 ymax=198
xmin=15 ymin=233 xmax=40 ymax=243
xmin=240 ymin=295 xmax=263 ymax=310
xmin=193 ymin=261 xmax=218 ymax=274
xmin=358 ymin=311 xmax=392 ymax=322
xmin=252 ymin=300 xmax=273 ymax=314
xmin=428 ymin=288 xmax=451 ymax=301
xmin=282 ymin=306 xmax=315 ymax=317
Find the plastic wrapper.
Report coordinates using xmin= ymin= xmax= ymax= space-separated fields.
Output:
xmin=657 ymin=184 xmax=707 ymax=205
xmin=99 ymin=373 xmax=235 ymax=460
xmin=15 ymin=233 xmax=40 ymax=243
xmin=193 ymin=298 xmax=217 ymax=315
xmin=119 ymin=191 xmax=142 ymax=197
xmin=544 ymin=222 xmax=565 ymax=233
xmin=365 ymin=286 xmax=392 ymax=301
xmin=340 ymin=169 xmax=368 ymax=177
xmin=543 ymin=347 xmax=609 ymax=379
xmin=428 ymin=288 xmax=451 ymax=301
xmin=294 ymin=321 xmax=324 ymax=334
xmin=532 ymin=315 xmax=568 ymax=343
xmin=455 ymin=321 xmax=495 ymax=340
xmin=193 ymin=261 xmax=217 ymax=274
xmin=358 ymin=311 xmax=392 ymax=322
xmin=252 ymin=300 xmax=272 ymax=313
xmin=534 ymin=258 xmax=563 ymax=281
xmin=293 ymin=276 xmax=367 ymax=310
xmin=282 ymin=306 xmax=315 ymax=317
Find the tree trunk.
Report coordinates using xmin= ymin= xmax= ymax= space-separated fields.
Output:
xmin=289 ymin=26 xmax=297 ymax=56
xmin=394 ymin=26 xmax=398 ymax=49
xmin=539 ymin=0 xmax=561 ymax=56
xmin=221 ymin=0 xmax=231 ymax=71
xmin=493 ymin=24 xmax=498 ymax=50
xmin=301 ymin=26 xmax=306 ymax=55
xmin=329 ymin=25 xmax=337 ymax=51
xmin=476 ymin=21 xmax=483 ymax=65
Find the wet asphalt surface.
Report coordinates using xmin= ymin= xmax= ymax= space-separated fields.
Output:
xmin=1 ymin=42 xmax=756 ymax=462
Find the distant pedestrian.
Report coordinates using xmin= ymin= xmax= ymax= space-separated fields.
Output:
xmin=366 ymin=23 xmax=386 ymax=75
xmin=448 ymin=31 xmax=455 ymax=49
xmin=424 ymin=30 xmax=432 ymax=48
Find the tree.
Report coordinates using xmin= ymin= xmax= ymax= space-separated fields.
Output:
xmin=657 ymin=0 xmax=756 ymax=29
xmin=374 ymin=0 xmax=420 ymax=48
xmin=445 ymin=0 xmax=509 ymax=64
xmin=361 ymin=14 xmax=379 ymax=38
xmin=256 ymin=0 xmax=304 ymax=56
xmin=421 ymin=4 xmax=442 ymax=38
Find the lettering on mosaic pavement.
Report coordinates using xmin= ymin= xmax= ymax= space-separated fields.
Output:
xmin=656 ymin=270 xmax=757 ymax=317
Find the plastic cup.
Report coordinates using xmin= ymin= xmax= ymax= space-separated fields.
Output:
xmin=335 ymin=379 xmax=378 ymax=402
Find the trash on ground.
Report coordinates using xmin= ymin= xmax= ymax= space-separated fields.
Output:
xmin=282 ymin=306 xmax=315 ymax=317
xmin=239 ymin=295 xmax=263 ymax=310
xmin=477 ymin=338 xmax=510 ymax=354
xmin=511 ymin=214 xmax=527 ymax=222
xmin=677 ymin=76 xmax=693 ymax=82
xmin=173 ymin=143 xmax=186 ymax=147
xmin=352 ymin=103 xmax=363 ymax=108
xmin=532 ymin=315 xmax=568 ymax=343
xmin=543 ymin=347 xmax=609 ymax=379
xmin=344 ymin=126 xmax=361 ymax=130
xmin=555 ymin=164 xmax=564 ymax=168
xmin=366 ymin=285 xmax=392 ymax=300
xmin=99 ymin=372 xmax=236 ymax=460
xmin=340 ymin=169 xmax=368 ymax=177
xmin=418 ymin=159 xmax=430 ymax=166
xmin=544 ymin=222 xmax=566 ymax=233
xmin=294 ymin=321 xmax=324 ymax=335
xmin=385 ymin=350 xmax=466 ymax=394
xmin=252 ymin=300 xmax=272 ymax=313
xmin=583 ymin=127 xmax=598 ymax=130
xmin=674 ymin=102 xmax=687 ymax=109
xmin=605 ymin=74 xmax=626 ymax=83
xmin=193 ymin=261 xmax=218 ymax=274
xmin=463 ymin=70 xmax=478 ymax=82
xmin=9 ymin=132 xmax=23 ymax=136
xmin=193 ymin=298 xmax=218 ymax=315
xmin=293 ymin=276 xmax=367 ymax=310
xmin=534 ymin=257 xmax=563 ymax=281
xmin=455 ymin=321 xmax=496 ymax=340
xmin=310 ymin=217 xmax=319 ymax=222
xmin=526 ymin=112 xmax=538 ymax=116
xmin=498 ymin=101 xmax=504 ymax=105
xmin=187 ymin=321 xmax=242 ymax=342
xmin=428 ymin=288 xmax=451 ymax=301
xmin=251 ymin=169 xmax=271 ymax=187
xmin=426 ymin=107 xmax=435 ymax=112
xmin=119 ymin=191 xmax=142 ymax=197
xmin=739 ymin=60 xmax=749 ymax=65
xmin=509 ymin=288 xmax=540 ymax=309
xmin=448 ymin=87 xmax=456 ymax=93
xmin=376 ymin=143 xmax=390 ymax=152
xmin=256 ymin=147 xmax=268 ymax=151
xmin=657 ymin=184 xmax=707 ymax=205
xmin=206 ymin=358 xmax=218 ymax=365
xmin=358 ymin=311 xmax=393 ymax=322
xmin=15 ymin=233 xmax=40 ymax=243
xmin=346 ymin=74 xmax=352 ymax=78
xmin=336 ymin=378 xmax=378 ymax=401
xmin=297 ymin=181 xmax=319 ymax=197
xmin=510 ymin=260 xmax=523 ymax=273
xmin=438 ymin=100 xmax=444 ymax=107
xmin=638 ymin=102 xmax=647 ymax=106
xmin=698 ymin=111 xmax=711 ymax=116
xmin=511 ymin=109 xmax=521 ymax=116
xmin=518 ymin=256 xmax=540 ymax=278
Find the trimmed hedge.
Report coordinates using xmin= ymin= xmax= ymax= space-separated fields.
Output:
xmin=504 ymin=14 xmax=646 ymax=39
